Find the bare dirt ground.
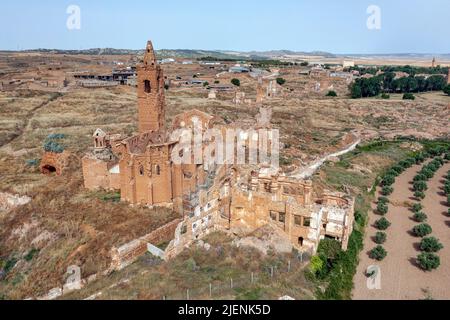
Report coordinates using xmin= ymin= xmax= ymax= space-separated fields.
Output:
xmin=353 ymin=162 xmax=450 ymax=300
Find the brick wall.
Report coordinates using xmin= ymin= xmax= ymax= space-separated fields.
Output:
xmin=110 ymin=218 xmax=181 ymax=271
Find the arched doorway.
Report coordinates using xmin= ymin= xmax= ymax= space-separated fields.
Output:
xmin=42 ymin=165 xmax=57 ymax=174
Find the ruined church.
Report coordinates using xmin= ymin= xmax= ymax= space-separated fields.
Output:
xmin=82 ymin=41 xmax=355 ymax=258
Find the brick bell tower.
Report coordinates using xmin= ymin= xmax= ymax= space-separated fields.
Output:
xmin=137 ymin=41 xmax=166 ymax=133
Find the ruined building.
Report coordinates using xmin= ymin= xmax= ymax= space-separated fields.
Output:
xmin=82 ymin=41 xmax=355 ymax=259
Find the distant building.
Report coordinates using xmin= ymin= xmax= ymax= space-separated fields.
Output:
xmin=126 ymin=75 xmax=137 ymax=87
xmin=160 ymin=58 xmax=176 ymax=64
xmin=229 ymin=66 xmax=250 ymax=73
xmin=206 ymin=84 xmax=234 ymax=92
xmin=112 ymin=67 xmax=137 ymax=85
xmin=343 ymin=61 xmax=355 ymax=68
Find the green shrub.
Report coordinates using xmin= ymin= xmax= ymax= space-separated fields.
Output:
xmin=43 ymin=140 xmax=64 ymax=153
xmin=378 ymin=197 xmax=389 ymax=206
xmin=276 ymin=77 xmax=286 ymax=86
xmin=443 ymin=183 xmax=450 ymax=195
xmin=326 ymin=90 xmax=337 ymax=97
xmin=24 ymin=248 xmax=40 ymax=261
xmin=376 ymin=202 xmax=388 ymax=215
xmin=381 ymin=186 xmax=394 ymax=196
xmin=412 ymin=203 xmax=423 ymax=212
xmin=403 ymin=93 xmax=415 ymax=100
xmin=375 ymin=217 xmax=391 ymax=230
xmin=414 ymin=191 xmax=425 ymax=200
xmin=391 ymin=165 xmax=404 ymax=174
xmin=369 ymin=246 xmax=387 ymax=261
xmin=310 ymin=255 xmax=325 ymax=274
xmin=413 ymin=212 xmax=428 ymax=222
xmin=381 ymin=175 xmax=395 ymax=186
xmin=317 ymin=216 xmax=364 ymax=300
xmin=413 ymin=174 xmax=427 ymax=182
xmin=231 ymin=78 xmax=240 ymax=87
xmin=420 ymin=237 xmax=443 ymax=253
xmin=26 ymin=159 xmax=40 ymax=166
xmin=417 ymin=253 xmax=440 ymax=271
xmin=374 ymin=232 xmax=387 ymax=244
xmin=421 ymin=168 xmax=434 ymax=179
xmin=381 ymin=93 xmax=390 ymax=99
xmin=413 ymin=181 xmax=428 ymax=192
xmin=444 ymin=84 xmax=450 ymax=96
xmin=3 ymin=257 xmax=18 ymax=274
xmin=413 ymin=224 xmax=432 ymax=237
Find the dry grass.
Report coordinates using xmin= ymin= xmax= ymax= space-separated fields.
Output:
xmin=62 ymin=232 xmax=315 ymax=300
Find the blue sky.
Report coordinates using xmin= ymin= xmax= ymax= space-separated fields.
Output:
xmin=1 ymin=0 xmax=449 ymax=53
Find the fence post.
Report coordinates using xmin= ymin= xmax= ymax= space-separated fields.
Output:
xmin=230 ymin=278 xmax=233 ymax=289
xmin=251 ymin=272 xmax=254 ymax=284
xmin=209 ymin=283 xmax=212 ymax=298
xmin=187 ymin=289 xmax=190 ymax=300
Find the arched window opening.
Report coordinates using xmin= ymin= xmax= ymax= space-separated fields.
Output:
xmin=139 ymin=165 xmax=144 ymax=176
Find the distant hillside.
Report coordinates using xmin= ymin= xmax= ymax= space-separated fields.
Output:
xmin=4 ymin=48 xmax=450 ymax=62
xmin=11 ymin=48 xmax=336 ymax=60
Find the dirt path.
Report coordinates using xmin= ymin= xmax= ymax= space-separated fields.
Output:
xmin=353 ymin=162 xmax=450 ymax=300
xmin=0 ymin=93 xmax=63 ymax=150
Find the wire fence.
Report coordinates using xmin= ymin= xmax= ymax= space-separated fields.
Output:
xmin=161 ymin=253 xmax=311 ymax=300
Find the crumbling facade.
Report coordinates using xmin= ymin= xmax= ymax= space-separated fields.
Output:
xmin=82 ymin=41 xmax=355 ymax=259
xmin=40 ymin=151 xmax=71 ymax=176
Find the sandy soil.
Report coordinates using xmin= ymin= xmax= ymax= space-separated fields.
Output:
xmin=353 ymin=162 xmax=450 ymax=300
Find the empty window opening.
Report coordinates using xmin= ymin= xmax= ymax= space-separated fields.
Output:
xmin=144 ymin=80 xmax=151 ymax=93
xmin=270 ymin=211 xmax=277 ymax=221
xmin=155 ymin=165 xmax=161 ymax=176
xmin=298 ymin=237 xmax=304 ymax=247
xmin=303 ymin=218 xmax=311 ymax=227
xmin=139 ymin=166 xmax=144 ymax=176
xmin=294 ymin=215 xmax=302 ymax=226
xmin=279 ymin=213 xmax=286 ymax=223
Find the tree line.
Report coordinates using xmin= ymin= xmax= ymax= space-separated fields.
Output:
xmin=348 ymin=65 xmax=449 ymax=76
xmin=351 ymin=72 xmax=447 ymax=98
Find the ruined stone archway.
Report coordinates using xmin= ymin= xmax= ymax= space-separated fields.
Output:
xmin=41 ymin=165 xmax=57 ymax=174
